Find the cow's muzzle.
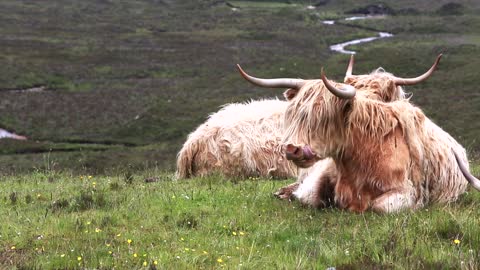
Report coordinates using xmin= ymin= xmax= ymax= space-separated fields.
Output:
xmin=285 ymin=144 xmax=318 ymax=168
xmin=285 ymin=144 xmax=314 ymax=160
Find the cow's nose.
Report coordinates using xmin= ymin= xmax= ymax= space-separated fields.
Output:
xmin=285 ymin=144 xmax=302 ymax=160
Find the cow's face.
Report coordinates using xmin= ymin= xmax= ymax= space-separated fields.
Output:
xmin=282 ymin=80 xmax=352 ymax=161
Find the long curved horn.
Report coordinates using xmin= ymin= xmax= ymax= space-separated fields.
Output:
xmin=453 ymin=149 xmax=480 ymax=191
xmin=345 ymin=54 xmax=354 ymax=80
xmin=393 ymin=54 xmax=443 ymax=85
xmin=237 ymin=64 xmax=305 ymax=89
xmin=321 ymin=68 xmax=356 ymax=99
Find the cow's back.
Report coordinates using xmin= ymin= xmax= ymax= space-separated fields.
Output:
xmin=419 ymin=118 xmax=469 ymax=203
xmin=400 ymin=107 xmax=469 ymax=205
xmin=176 ymin=99 xmax=297 ymax=179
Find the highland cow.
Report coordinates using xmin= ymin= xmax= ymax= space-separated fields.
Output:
xmin=283 ymin=68 xmax=479 ymax=213
xmin=238 ymin=55 xmax=457 ymax=212
xmin=176 ymin=98 xmax=297 ymax=179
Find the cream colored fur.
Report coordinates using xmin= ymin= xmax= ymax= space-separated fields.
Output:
xmin=293 ymin=158 xmax=337 ymax=208
xmin=176 ymin=99 xmax=297 ymax=179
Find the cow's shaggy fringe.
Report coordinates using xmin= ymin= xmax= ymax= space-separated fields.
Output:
xmin=176 ymin=99 xmax=297 ymax=179
xmin=345 ymin=68 xmax=408 ymax=102
xmin=283 ymin=70 xmax=408 ymax=153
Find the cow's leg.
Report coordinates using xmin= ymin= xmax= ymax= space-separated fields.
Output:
xmin=290 ymin=158 xmax=337 ymax=208
xmin=371 ymin=188 xmax=416 ymax=214
xmin=274 ymin=182 xmax=299 ymax=200
xmin=293 ymin=173 xmax=335 ymax=208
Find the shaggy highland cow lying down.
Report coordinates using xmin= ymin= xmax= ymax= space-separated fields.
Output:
xmin=176 ymin=98 xmax=297 ymax=179
xmin=239 ymin=55 xmax=480 ymax=213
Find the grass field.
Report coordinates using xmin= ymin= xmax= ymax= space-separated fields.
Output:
xmin=2 ymin=166 xmax=480 ymax=269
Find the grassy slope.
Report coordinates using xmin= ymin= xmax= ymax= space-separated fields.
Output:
xmin=1 ymin=167 xmax=480 ymax=269
xmin=0 ymin=0 xmax=479 ymax=173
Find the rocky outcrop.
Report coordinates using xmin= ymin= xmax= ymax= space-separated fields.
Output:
xmin=345 ymin=3 xmax=395 ymax=15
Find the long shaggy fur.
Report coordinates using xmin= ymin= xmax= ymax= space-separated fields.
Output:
xmin=176 ymin=99 xmax=297 ymax=179
xmin=277 ymin=71 xmax=409 ymax=203
xmin=283 ymin=74 xmax=469 ymax=213
xmin=292 ymin=158 xmax=338 ymax=208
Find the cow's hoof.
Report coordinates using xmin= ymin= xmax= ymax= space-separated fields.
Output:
xmin=274 ymin=188 xmax=292 ymax=200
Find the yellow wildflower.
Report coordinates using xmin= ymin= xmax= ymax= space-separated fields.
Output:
xmin=143 ymin=261 xmax=147 ymax=266
xmin=77 ymin=256 xmax=82 ymax=261
xmin=454 ymin=239 xmax=461 ymax=245
xmin=203 ymin=251 xmax=208 ymax=255
xmin=106 ymin=243 xmax=111 ymax=247
xmin=108 ymin=251 xmax=112 ymax=255
xmin=143 ymin=253 xmax=147 ymax=257
xmin=217 ymin=258 xmax=223 ymax=263
xmin=180 ymin=237 xmax=184 ymax=241
xmin=11 ymin=246 xmax=16 ymax=250
xmin=86 ymin=221 xmax=91 ymax=225
xmin=239 ymin=231 xmax=245 ymax=236
xmin=95 ymin=228 xmax=101 ymax=233
xmin=61 ymin=254 xmax=65 ymax=257
xmin=127 ymin=239 xmax=132 ymax=244
xmin=154 ymin=260 xmax=158 ymax=265
xmin=184 ymin=248 xmax=190 ymax=251
xmin=232 ymin=232 xmax=237 ymax=236
xmin=134 ymin=253 xmax=138 ymax=258
xmin=88 ymin=175 xmax=93 ymax=179
xmin=117 ymin=233 xmax=121 ymax=237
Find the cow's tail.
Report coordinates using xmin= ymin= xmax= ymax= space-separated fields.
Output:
xmin=453 ymin=149 xmax=480 ymax=191
xmin=175 ymin=138 xmax=199 ymax=179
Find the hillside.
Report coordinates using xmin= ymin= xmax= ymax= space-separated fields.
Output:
xmin=0 ymin=0 xmax=479 ymax=174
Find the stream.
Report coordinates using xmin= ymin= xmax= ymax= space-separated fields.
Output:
xmin=0 ymin=87 xmax=43 ymax=140
xmin=0 ymin=128 xmax=27 ymax=140
xmin=323 ymin=15 xmax=393 ymax=54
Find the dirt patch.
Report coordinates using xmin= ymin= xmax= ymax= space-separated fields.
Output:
xmin=0 ymin=247 xmax=33 ymax=268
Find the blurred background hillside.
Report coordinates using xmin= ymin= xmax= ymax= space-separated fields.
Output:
xmin=0 ymin=0 xmax=479 ymax=174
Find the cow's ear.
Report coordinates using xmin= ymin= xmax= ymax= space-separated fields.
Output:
xmin=283 ymin=88 xmax=299 ymax=101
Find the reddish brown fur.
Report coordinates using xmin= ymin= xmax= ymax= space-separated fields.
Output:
xmin=282 ymin=79 xmax=468 ymax=213
xmin=276 ymin=72 xmax=408 ymax=204
xmin=335 ymin=125 xmax=411 ymax=212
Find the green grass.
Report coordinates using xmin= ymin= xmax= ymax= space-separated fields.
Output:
xmin=1 ymin=165 xmax=480 ymax=269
